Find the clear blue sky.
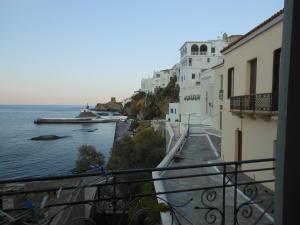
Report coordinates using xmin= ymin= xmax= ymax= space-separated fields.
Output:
xmin=0 ymin=0 xmax=283 ymax=105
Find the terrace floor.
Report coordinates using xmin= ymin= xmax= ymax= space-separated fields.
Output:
xmin=162 ymin=126 xmax=274 ymax=225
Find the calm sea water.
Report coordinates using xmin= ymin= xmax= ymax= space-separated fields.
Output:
xmin=0 ymin=105 xmax=116 ymax=180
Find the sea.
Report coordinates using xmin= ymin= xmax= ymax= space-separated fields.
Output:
xmin=0 ymin=105 xmax=116 ymax=180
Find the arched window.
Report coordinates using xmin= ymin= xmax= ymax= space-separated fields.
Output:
xmin=191 ymin=44 xmax=199 ymax=55
xmin=200 ymin=44 xmax=208 ymax=55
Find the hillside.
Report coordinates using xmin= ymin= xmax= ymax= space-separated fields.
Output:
xmin=123 ymin=76 xmax=179 ymax=120
xmin=94 ymin=99 xmax=123 ymax=112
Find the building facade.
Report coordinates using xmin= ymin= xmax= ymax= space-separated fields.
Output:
xmin=141 ymin=66 xmax=179 ymax=93
xmin=165 ymin=103 xmax=180 ymax=122
xmin=212 ymin=63 xmax=224 ymax=131
xmin=220 ymin=10 xmax=283 ymax=188
xmin=178 ymin=37 xmax=229 ymax=124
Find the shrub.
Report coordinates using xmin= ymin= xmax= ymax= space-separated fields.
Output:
xmin=73 ymin=144 xmax=105 ymax=173
xmin=108 ymin=127 xmax=165 ymax=171
xmin=129 ymin=183 xmax=169 ymax=225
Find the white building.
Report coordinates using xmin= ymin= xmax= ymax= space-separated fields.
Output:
xmin=212 ymin=63 xmax=225 ymax=131
xmin=152 ymin=69 xmax=173 ymax=90
xmin=178 ymin=35 xmax=230 ymax=124
xmin=166 ymin=103 xmax=180 ymax=122
xmin=141 ymin=78 xmax=153 ymax=93
xmin=140 ymin=66 xmax=179 ymax=93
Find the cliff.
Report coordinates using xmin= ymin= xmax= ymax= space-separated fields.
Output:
xmin=94 ymin=100 xmax=123 ymax=112
xmin=123 ymin=76 xmax=179 ymax=120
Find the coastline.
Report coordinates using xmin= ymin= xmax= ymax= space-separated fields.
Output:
xmin=113 ymin=120 xmax=132 ymax=146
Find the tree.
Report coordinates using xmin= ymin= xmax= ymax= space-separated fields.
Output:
xmin=108 ymin=137 xmax=137 ymax=170
xmin=108 ymin=127 xmax=165 ymax=171
xmin=73 ymin=144 xmax=105 ymax=173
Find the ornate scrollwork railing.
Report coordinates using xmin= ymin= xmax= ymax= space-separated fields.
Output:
xmin=0 ymin=159 xmax=275 ymax=225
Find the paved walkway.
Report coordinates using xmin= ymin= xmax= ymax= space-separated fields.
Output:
xmin=162 ymin=126 xmax=273 ymax=225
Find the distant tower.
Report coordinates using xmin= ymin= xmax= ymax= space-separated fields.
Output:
xmin=223 ymin=32 xmax=228 ymax=40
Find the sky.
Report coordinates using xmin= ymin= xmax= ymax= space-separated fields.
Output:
xmin=0 ymin=0 xmax=284 ymax=105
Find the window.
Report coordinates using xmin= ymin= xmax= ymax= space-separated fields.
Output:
xmin=200 ymin=44 xmax=208 ymax=54
xmin=174 ymin=109 xmax=176 ymax=114
xmin=191 ymin=44 xmax=199 ymax=55
xmin=156 ymin=74 xmax=160 ymax=78
xmin=235 ymin=129 xmax=242 ymax=161
xmin=227 ymin=67 xmax=234 ymax=98
xmin=196 ymin=81 xmax=200 ymax=85
xmin=205 ymin=91 xmax=208 ymax=114
xmin=192 ymin=74 xmax=195 ymax=79
xmin=171 ymin=108 xmax=174 ymax=114
xmin=272 ymin=48 xmax=281 ymax=111
xmin=207 ymin=58 xmax=210 ymax=63
xmin=211 ymin=47 xmax=215 ymax=53
xmin=181 ymin=76 xmax=183 ymax=82
xmin=98 ymin=112 xmax=109 ymax=116
xmin=189 ymin=58 xmax=192 ymax=66
xmin=220 ymin=75 xmax=223 ymax=90
xmin=248 ymin=58 xmax=257 ymax=94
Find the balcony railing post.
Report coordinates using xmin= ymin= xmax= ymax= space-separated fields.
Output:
xmin=270 ymin=93 xmax=273 ymax=111
xmin=239 ymin=96 xmax=242 ymax=112
xmin=0 ymin=194 xmax=2 ymax=210
xmin=222 ymin=165 xmax=226 ymax=225
xmin=113 ymin=176 xmax=116 ymax=221
xmin=97 ymin=186 xmax=101 ymax=206
xmin=233 ymin=162 xmax=238 ymax=224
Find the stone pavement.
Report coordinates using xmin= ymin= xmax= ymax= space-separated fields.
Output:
xmin=161 ymin=127 xmax=273 ymax=225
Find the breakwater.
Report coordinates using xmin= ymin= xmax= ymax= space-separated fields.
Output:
xmin=0 ymin=105 xmax=115 ymax=180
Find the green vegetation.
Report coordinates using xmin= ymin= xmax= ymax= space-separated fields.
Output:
xmin=123 ymin=76 xmax=179 ymax=120
xmin=95 ymin=100 xmax=123 ymax=112
xmin=108 ymin=127 xmax=165 ymax=170
xmin=108 ymin=125 xmax=168 ymax=224
xmin=72 ymin=144 xmax=105 ymax=173
xmin=129 ymin=183 xmax=169 ymax=225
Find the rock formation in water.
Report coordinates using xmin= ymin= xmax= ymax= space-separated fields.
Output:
xmin=95 ymin=97 xmax=123 ymax=112
xmin=30 ymin=135 xmax=69 ymax=141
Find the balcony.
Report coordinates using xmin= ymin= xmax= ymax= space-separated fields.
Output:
xmin=219 ymin=89 xmax=224 ymax=100
xmin=0 ymin=159 xmax=275 ymax=225
xmin=191 ymin=51 xmax=199 ymax=55
xmin=230 ymin=93 xmax=278 ymax=115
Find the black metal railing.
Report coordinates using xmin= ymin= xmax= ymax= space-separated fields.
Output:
xmin=230 ymin=93 xmax=278 ymax=112
xmin=0 ymin=158 xmax=275 ymax=225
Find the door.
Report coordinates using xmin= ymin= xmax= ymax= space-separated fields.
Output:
xmin=235 ymin=129 xmax=242 ymax=161
xmin=249 ymin=58 xmax=257 ymax=94
xmin=272 ymin=48 xmax=281 ymax=111
xmin=249 ymin=58 xmax=257 ymax=110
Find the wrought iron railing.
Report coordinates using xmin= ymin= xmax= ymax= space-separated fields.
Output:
xmin=0 ymin=158 xmax=275 ymax=225
xmin=230 ymin=93 xmax=278 ymax=112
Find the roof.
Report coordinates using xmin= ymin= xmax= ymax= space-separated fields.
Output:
xmin=211 ymin=62 xmax=224 ymax=69
xmin=179 ymin=39 xmax=221 ymax=50
xmin=221 ymin=9 xmax=284 ymax=53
